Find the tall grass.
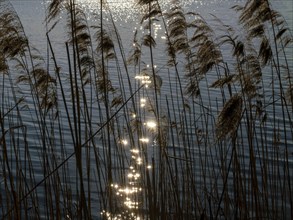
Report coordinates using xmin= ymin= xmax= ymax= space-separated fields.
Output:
xmin=0 ymin=0 xmax=292 ymax=219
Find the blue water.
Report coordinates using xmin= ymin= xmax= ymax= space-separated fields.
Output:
xmin=1 ymin=0 xmax=292 ymax=219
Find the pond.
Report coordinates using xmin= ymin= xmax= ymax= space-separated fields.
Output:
xmin=1 ymin=0 xmax=292 ymax=219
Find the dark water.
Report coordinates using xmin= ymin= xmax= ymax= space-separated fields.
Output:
xmin=1 ymin=0 xmax=292 ymax=219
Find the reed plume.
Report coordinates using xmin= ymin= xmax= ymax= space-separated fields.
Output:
xmin=1 ymin=1 xmax=57 ymax=113
xmin=165 ymin=5 xmax=188 ymax=61
xmin=216 ymin=94 xmax=243 ymax=140
xmin=184 ymin=13 xmax=223 ymax=98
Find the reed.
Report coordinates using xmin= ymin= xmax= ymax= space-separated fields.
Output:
xmin=0 ymin=0 xmax=292 ymax=219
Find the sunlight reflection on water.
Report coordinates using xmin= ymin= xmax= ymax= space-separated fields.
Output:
xmin=75 ymin=0 xmax=221 ymax=21
xmin=72 ymin=0 xmax=293 ymax=30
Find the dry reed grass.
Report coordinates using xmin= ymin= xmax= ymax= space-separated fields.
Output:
xmin=0 ymin=0 xmax=292 ymax=219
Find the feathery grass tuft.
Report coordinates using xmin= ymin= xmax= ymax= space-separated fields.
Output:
xmin=216 ymin=94 xmax=243 ymax=140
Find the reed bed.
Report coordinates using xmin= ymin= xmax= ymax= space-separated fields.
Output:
xmin=0 ymin=0 xmax=292 ymax=219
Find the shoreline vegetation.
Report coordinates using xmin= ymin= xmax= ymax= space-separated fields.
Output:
xmin=0 ymin=0 xmax=292 ymax=219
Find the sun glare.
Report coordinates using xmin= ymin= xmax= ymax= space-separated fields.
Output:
xmin=145 ymin=121 xmax=157 ymax=129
